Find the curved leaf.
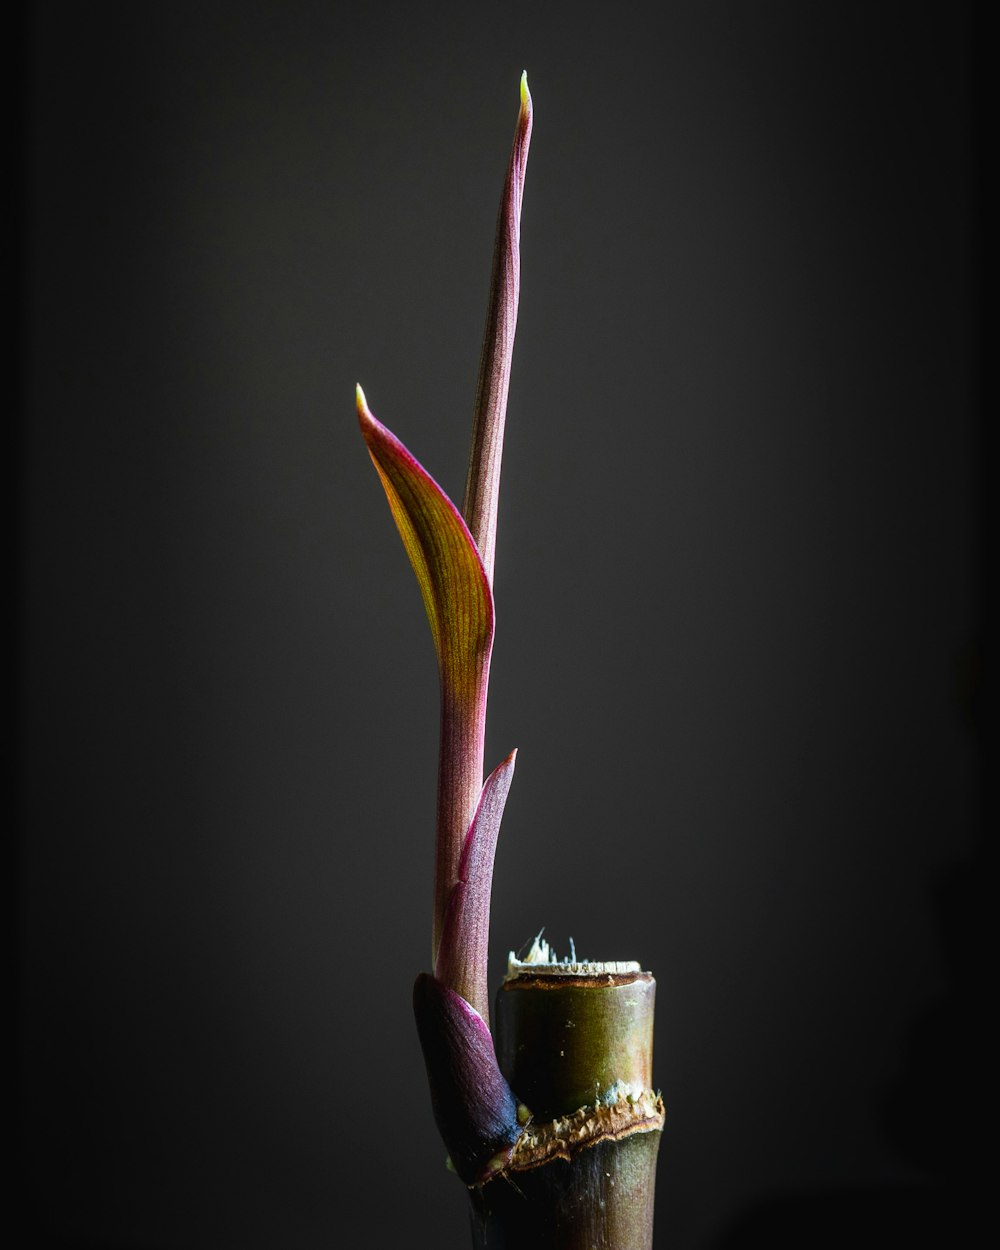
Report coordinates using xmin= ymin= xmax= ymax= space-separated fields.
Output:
xmin=357 ymin=386 xmax=495 ymax=958
xmin=357 ymin=385 xmax=493 ymax=699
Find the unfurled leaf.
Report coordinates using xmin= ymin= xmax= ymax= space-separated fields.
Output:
xmin=357 ymin=384 xmax=493 ymax=699
xmin=356 ymin=385 xmax=494 ymax=960
xmin=358 ymin=81 xmax=533 ymax=1190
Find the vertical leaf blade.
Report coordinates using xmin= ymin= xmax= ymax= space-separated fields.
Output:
xmin=462 ymin=71 xmax=533 ymax=587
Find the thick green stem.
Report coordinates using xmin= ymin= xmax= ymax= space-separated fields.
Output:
xmin=471 ymin=957 xmax=664 ymax=1249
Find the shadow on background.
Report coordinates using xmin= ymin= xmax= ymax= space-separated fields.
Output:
xmin=713 ymin=1186 xmax=961 ymax=1248
xmin=21 ymin=1243 xmax=165 ymax=1250
xmin=714 ymin=843 xmax=991 ymax=1248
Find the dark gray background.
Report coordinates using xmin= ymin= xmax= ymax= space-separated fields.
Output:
xmin=17 ymin=2 xmax=987 ymax=1247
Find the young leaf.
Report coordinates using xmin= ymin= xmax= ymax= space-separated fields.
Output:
xmin=436 ymin=749 xmax=517 ymax=1025
xmin=356 ymin=386 xmax=494 ymax=961
xmin=413 ymin=972 xmax=529 ymax=1186
xmin=463 ymin=70 xmax=533 ymax=588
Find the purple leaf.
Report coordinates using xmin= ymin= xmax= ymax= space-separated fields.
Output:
xmin=436 ymin=749 xmax=517 ymax=1025
xmin=357 ymin=386 xmax=493 ymax=961
xmin=413 ymin=972 xmax=529 ymax=1186
xmin=462 ymin=70 xmax=533 ymax=588
xmin=359 ymin=81 xmax=531 ymax=1084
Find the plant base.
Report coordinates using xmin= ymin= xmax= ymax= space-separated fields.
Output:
xmin=471 ymin=952 xmax=664 ymax=1250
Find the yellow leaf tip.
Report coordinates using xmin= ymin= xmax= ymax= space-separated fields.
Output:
xmin=355 ymin=383 xmax=369 ymax=416
xmin=520 ymin=70 xmax=530 ymax=108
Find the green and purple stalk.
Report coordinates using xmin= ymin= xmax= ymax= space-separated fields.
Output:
xmin=357 ymin=72 xmax=531 ymax=1183
xmin=359 ymin=73 xmax=530 ymax=996
xmin=356 ymin=75 xmax=663 ymax=1244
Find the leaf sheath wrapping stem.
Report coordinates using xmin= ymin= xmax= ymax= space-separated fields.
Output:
xmin=413 ymin=972 xmax=528 ymax=1187
xmin=436 ymin=749 xmax=517 ymax=1025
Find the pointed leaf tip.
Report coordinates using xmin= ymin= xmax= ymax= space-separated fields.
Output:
xmin=357 ymin=396 xmax=493 ymax=697
xmin=357 ymin=392 xmax=496 ymax=954
xmin=436 ymin=748 xmax=518 ymax=1024
xmin=355 ymin=382 xmax=367 ymax=412
xmin=461 ymin=69 xmax=533 ymax=589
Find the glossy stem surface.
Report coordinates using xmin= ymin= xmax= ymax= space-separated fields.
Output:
xmin=471 ymin=1132 xmax=661 ymax=1250
xmin=471 ymin=966 xmax=663 ymax=1250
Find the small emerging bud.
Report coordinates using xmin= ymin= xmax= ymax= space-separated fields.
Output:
xmin=413 ymin=973 xmax=528 ymax=1186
